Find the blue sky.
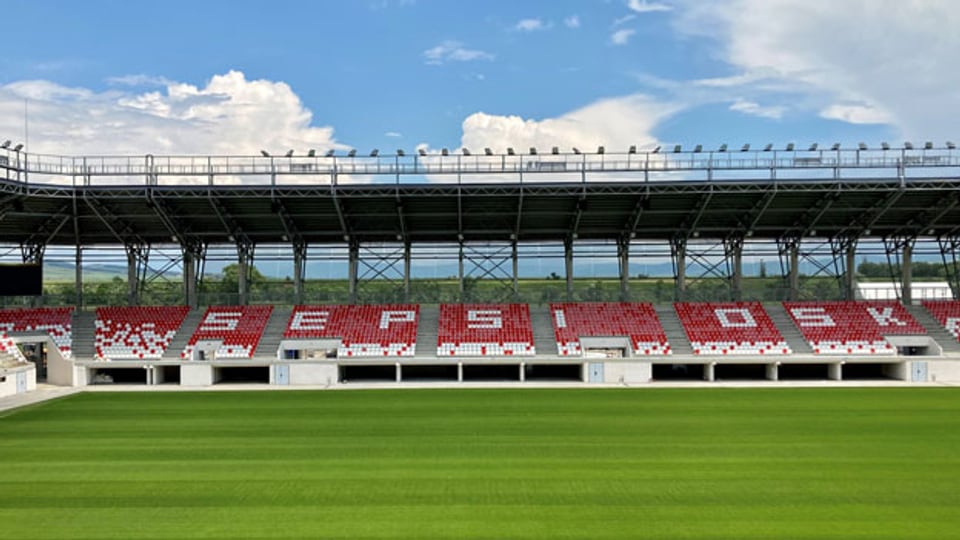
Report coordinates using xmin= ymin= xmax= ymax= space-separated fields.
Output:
xmin=1 ymin=0 xmax=955 ymax=158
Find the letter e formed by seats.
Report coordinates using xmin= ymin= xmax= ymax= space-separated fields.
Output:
xmin=790 ymin=307 xmax=835 ymax=327
xmin=380 ymin=310 xmax=415 ymax=329
xmin=715 ymin=308 xmax=756 ymax=328
xmin=291 ymin=311 xmax=329 ymax=331
xmin=468 ymin=309 xmax=502 ymax=329
xmin=199 ymin=311 xmax=240 ymax=332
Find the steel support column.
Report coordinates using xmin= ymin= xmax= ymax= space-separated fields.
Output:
xmin=236 ymin=241 xmax=254 ymax=306
xmin=902 ymin=242 xmax=913 ymax=305
xmin=74 ymin=245 xmax=83 ymax=308
xmin=403 ymin=242 xmax=411 ymax=303
xmin=618 ymin=237 xmax=630 ymax=301
xmin=788 ymin=243 xmax=800 ymax=301
xmin=843 ymin=240 xmax=858 ymax=300
xmin=564 ymin=238 xmax=574 ymax=301
xmin=671 ymin=236 xmax=686 ymax=302
xmin=348 ymin=241 xmax=359 ymax=305
xmin=725 ymin=236 xmax=744 ymax=302
xmin=293 ymin=241 xmax=307 ymax=305
xmin=512 ymin=241 xmax=519 ymax=300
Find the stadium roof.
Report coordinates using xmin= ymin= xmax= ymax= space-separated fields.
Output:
xmin=1 ymin=146 xmax=959 ymax=246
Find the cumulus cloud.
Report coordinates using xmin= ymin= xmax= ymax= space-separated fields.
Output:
xmin=675 ymin=0 xmax=960 ymax=139
xmin=564 ymin=15 xmax=581 ymax=29
xmin=0 ymin=70 xmax=345 ymax=155
xmin=423 ymin=41 xmax=495 ymax=65
xmin=729 ymin=99 xmax=786 ymax=120
xmin=627 ymin=0 xmax=672 ymax=13
xmin=514 ymin=18 xmax=548 ymax=32
xmin=611 ymin=29 xmax=636 ymax=45
xmin=459 ymin=94 xmax=681 ymax=154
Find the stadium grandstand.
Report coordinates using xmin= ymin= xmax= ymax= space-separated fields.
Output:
xmin=2 ymin=141 xmax=960 ymax=395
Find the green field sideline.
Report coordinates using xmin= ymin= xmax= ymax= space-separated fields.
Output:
xmin=1 ymin=389 xmax=958 ymax=539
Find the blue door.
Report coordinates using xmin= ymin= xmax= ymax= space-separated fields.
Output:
xmin=911 ymin=361 xmax=928 ymax=382
xmin=275 ymin=365 xmax=290 ymax=386
xmin=16 ymin=371 xmax=27 ymax=394
xmin=588 ymin=363 xmax=604 ymax=383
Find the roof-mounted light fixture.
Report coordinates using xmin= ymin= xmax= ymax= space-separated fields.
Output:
xmin=785 ymin=143 xmax=795 ymax=151
xmin=904 ymin=142 xmax=914 ymax=150
xmin=418 ymin=148 xmax=427 ymax=156
xmin=370 ymin=149 xmax=379 ymax=157
xmin=718 ymin=144 xmax=727 ymax=152
xmin=628 ymin=145 xmax=637 ymax=154
xmin=285 ymin=149 xmax=294 ymax=157
xmin=462 ymin=148 xmax=470 ymax=156
xmin=260 ymin=150 xmax=270 ymax=157
xmin=507 ymin=147 xmax=515 ymax=156
xmin=881 ymin=142 xmax=890 ymax=150
xmin=307 ymin=149 xmax=316 ymax=157
xmin=597 ymin=146 xmax=605 ymax=154
xmin=741 ymin=144 xmax=750 ymax=152
xmin=763 ymin=143 xmax=773 ymax=152
xmin=397 ymin=149 xmax=405 ymax=157
xmin=484 ymin=147 xmax=493 ymax=156
xmin=831 ymin=143 xmax=840 ymax=151
xmin=347 ymin=149 xmax=357 ymax=157
xmin=808 ymin=143 xmax=818 ymax=151
xmin=325 ymin=149 xmax=335 ymax=157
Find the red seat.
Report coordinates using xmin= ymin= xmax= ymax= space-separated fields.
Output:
xmin=284 ymin=304 xmax=419 ymax=357
xmin=182 ymin=305 xmax=273 ymax=359
xmin=95 ymin=306 xmax=188 ymax=360
xmin=921 ymin=300 xmax=960 ymax=342
xmin=784 ymin=301 xmax=925 ymax=355
xmin=550 ymin=302 xmax=669 ymax=356
xmin=437 ymin=304 xmax=534 ymax=357
xmin=675 ymin=302 xmax=789 ymax=355
xmin=0 ymin=307 xmax=73 ymax=360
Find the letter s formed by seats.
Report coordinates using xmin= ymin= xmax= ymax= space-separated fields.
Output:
xmin=199 ymin=311 xmax=241 ymax=332
xmin=790 ymin=307 xmax=835 ymax=327
xmin=467 ymin=309 xmax=502 ymax=329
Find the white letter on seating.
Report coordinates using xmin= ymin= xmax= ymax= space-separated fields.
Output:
xmin=468 ymin=309 xmax=502 ymax=329
xmin=290 ymin=311 xmax=329 ymax=331
xmin=380 ymin=310 xmax=415 ymax=329
xmin=867 ymin=307 xmax=906 ymax=327
xmin=199 ymin=312 xmax=240 ymax=331
xmin=715 ymin=308 xmax=756 ymax=328
xmin=553 ymin=309 xmax=567 ymax=329
xmin=790 ymin=307 xmax=835 ymax=327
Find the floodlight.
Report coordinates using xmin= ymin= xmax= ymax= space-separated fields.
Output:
xmin=763 ymin=143 xmax=772 ymax=152
xmin=529 ymin=147 xmax=537 ymax=155
xmin=418 ymin=148 xmax=427 ymax=156
xmin=718 ymin=144 xmax=727 ymax=152
xmin=831 ymin=143 xmax=840 ymax=151
xmin=597 ymin=146 xmax=605 ymax=154
xmin=904 ymin=141 xmax=913 ymax=150
xmin=881 ymin=142 xmax=890 ymax=150
xmin=741 ymin=144 xmax=750 ymax=152
xmin=785 ymin=143 xmax=794 ymax=151
xmin=260 ymin=150 xmax=270 ymax=157
xmin=12 ymin=144 xmax=23 ymax=152
xmin=552 ymin=147 xmax=559 ymax=155
xmin=572 ymin=147 xmax=581 ymax=154
xmin=858 ymin=142 xmax=867 ymax=151
xmin=462 ymin=148 xmax=470 ymax=156
xmin=673 ymin=145 xmax=682 ymax=153
xmin=484 ymin=148 xmax=493 ymax=156
xmin=947 ymin=142 xmax=956 ymax=150
xmin=370 ymin=149 xmax=379 ymax=157
xmin=325 ymin=149 xmax=335 ymax=157
xmin=628 ymin=145 xmax=636 ymax=154
xmin=307 ymin=149 xmax=316 ymax=157
xmin=808 ymin=143 xmax=818 ymax=151
xmin=693 ymin=144 xmax=702 ymax=153
xmin=0 ymin=141 xmax=9 ymax=149
xmin=924 ymin=141 xmax=933 ymax=150
xmin=348 ymin=149 xmax=357 ymax=157
xmin=507 ymin=147 xmax=515 ymax=155
xmin=441 ymin=148 xmax=449 ymax=156
xmin=285 ymin=149 xmax=294 ymax=157
xmin=652 ymin=146 xmax=661 ymax=153
xmin=397 ymin=149 xmax=405 ymax=157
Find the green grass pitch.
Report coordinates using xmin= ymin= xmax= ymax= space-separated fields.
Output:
xmin=1 ymin=388 xmax=958 ymax=539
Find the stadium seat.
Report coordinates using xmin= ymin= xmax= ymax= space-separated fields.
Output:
xmin=437 ymin=303 xmax=534 ymax=356
xmin=783 ymin=301 xmax=926 ymax=355
xmin=95 ymin=306 xmax=190 ymax=360
xmin=182 ymin=305 xmax=273 ymax=359
xmin=284 ymin=304 xmax=419 ymax=357
xmin=0 ymin=307 xmax=74 ymax=359
xmin=921 ymin=300 xmax=960 ymax=342
xmin=550 ymin=302 xmax=670 ymax=356
xmin=674 ymin=302 xmax=790 ymax=355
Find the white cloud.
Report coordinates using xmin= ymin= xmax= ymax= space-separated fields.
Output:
xmin=564 ymin=15 xmax=581 ymax=29
xmin=106 ymin=74 xmax=177 ymax=88
xmin=514 ymin=18 xmax=548 ymax=32
xmin=612 ymin=14 xmax=636 ymax=26
xmin=385 ymin=131 xmax=403 ymax=138
xmin=423 ymin=41 xmax=494 ymax=65
xmin=459 ymin=94 xmax=681 ymax=154
xmin=729 ymin=99 xmax=786 ymax=120
xmin=819 ymin=104 xmax=892 ymax=125
xmin=0 ymin=70 xmax=345 ymax=156
xmin=627 ymin=0 xmax=672 ymax=13
xmin=611 ymin=29 xmax=636 ymax=45
xmin=675 ymin=0 xmax=960 ymax=139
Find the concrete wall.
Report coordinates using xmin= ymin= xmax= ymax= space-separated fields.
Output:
xmin=928 ymin=360 xmax=960 ymax=382
xmin=180 ymin=364 xmax=214 ymax=387
xmin=289 ymin=363 xmax=339 ymax=386
xmin=0 ymin=364 xmax=35 ymax=397
xmin=603 ymin=362 xmax=651 ymax=384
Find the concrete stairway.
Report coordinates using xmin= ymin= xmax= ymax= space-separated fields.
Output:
xmin=254 ymin=307 xmax=291 ymax=358
xmin=529 ymin=305 xmax=558 ymax=356
xmin=71 ymin=310 xmax=97 ymax=360
xmin=766 ymin=303 xmax=814 ymax=354
xmin=415 ymin=305 xmax=439 ymax=357
xmin=162 ymin=309 xmax=206 ymax=360
xmin=907 ymin=304 xmax=960 ymax=354
xmin=655 ymin=305 xmax=693 ymax=356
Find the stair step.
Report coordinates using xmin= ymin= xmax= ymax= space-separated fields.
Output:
xmin=530 ymin=305 xmax=558 ymax=356
xmin=907 ymin=304 xmax=960 ymax=354
xmin=765 ymin=303 xmax=814 ymax=354
xmin=655 ymin=305 xmax=693 ymax=356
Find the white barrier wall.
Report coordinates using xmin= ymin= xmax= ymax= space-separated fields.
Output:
xmin=603 ymin=362 xmax=652 ymax=384
xmin=928 ymin=360 xmax=960 ymax=382
xmin=0 ymin=364 xmax=35 ymax=398
xmin=288 ymin=363 xmax=339 ymax=386
xmin=180 ymin=364 xmax=214 ymax=387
